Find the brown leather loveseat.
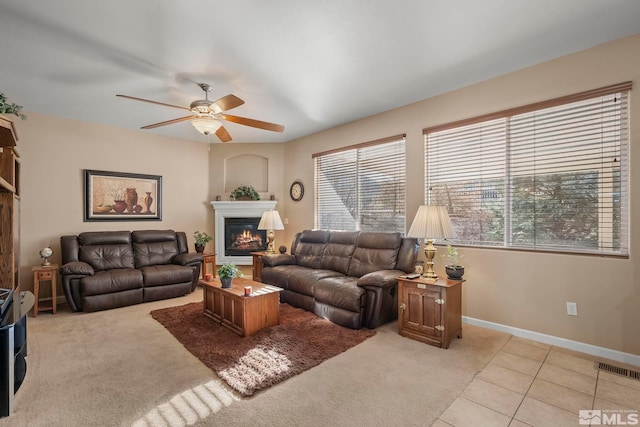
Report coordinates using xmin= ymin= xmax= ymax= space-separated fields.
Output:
xmin=60 ymin=230 xmax=203 ymax=312
xmin=260 ymin=230 xmax=417 ymax=329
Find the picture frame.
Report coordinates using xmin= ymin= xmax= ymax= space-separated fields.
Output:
xmin=84 ymin=169 xmax=162 ymax=221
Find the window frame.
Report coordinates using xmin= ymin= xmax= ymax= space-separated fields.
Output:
xmin=423 ymin=82 xmax=631 ymax=257
xmin=313 ymin=134 xmax=407 ymax=233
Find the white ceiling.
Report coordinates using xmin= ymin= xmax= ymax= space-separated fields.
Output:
xmin=1 ymin=0 xmax=639 ymax=144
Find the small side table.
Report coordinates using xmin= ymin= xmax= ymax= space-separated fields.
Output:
xmin=201 ymin=253 xmax=216 ymax=279
xmin=251 ymin=251 xmax=270 ymax=282
xmin=32 ymin=264 xmax=59 ymax=317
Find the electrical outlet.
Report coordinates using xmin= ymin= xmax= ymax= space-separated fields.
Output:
xmin=284 ymin=218 xmax=289 ymax=225
xmin=566 ymin=302 xmax=578 ymax=316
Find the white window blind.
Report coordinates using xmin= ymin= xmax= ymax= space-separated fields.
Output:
xmin=314 ymin=135 xmax=406 ymax=232
xmin=424 ymin=83 xmax=630 ymax=256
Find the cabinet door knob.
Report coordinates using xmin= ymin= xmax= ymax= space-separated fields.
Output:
xmin=400 ymin=303 xmax=406 ymax=310
xmin=435 ymin=298 xmax=444 ymax=305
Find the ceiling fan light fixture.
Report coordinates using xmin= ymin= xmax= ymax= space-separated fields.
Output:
xmin=192 ymin=117 xmax=222 ymax=135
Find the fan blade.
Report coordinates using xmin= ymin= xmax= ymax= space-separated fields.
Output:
xmin=221 ymin=114 xmax=285 ymax=132
xmin=212 ymin=94 xmax=244 ymax=112
xmin=116 ymin=94 xmax=190 ymax=111
xmin=141 ymin=115 xmax=193 ymax=129
xmin=216 ymin=126 xmax=232 ymax=143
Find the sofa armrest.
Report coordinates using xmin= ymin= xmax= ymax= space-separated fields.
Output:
xmin=173 ymin=252 xmax=203 ymax=266
xmin=357 ymin=269 xmax=405 ymax=289
xmin=60 ymin=261 xmax=95 ymax=276
xmin=262 ymin=254 xmax=297 ymax=267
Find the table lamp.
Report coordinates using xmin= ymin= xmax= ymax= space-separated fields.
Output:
xmin=258 ymin=210 xmax=285 ymax=253
xmin=407 ymin=205 xmax=454 ymax=279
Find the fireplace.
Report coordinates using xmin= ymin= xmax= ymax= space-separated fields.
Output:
xmin=224 ymin=218 xmax=266 ymax=256
xmin=211 ymin=200 xmax=278 ymax=265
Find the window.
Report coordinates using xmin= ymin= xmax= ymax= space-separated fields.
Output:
xmin=424 ymin=82 xmax=630 ymax=256
xmin=314 ymin=135 xmax=406 ymax=232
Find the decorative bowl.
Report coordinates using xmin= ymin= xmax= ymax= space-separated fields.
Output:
xmin=95 ymin=205 xmax=113 ymax=213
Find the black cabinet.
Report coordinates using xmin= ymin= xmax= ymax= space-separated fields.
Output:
xmin=0 ymin=291 xmax=34 ymax=418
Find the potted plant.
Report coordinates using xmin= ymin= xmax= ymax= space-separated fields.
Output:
xmin=443 ymin=243 xmax=464 ymax=280
xmin=193 ymin=231 xmax=213 ymax=253
xmin=217 ymin=263 xmax=243 ymax=288
xmin=0 ymin=92 xmax=26 ymax=119
xmin=230 ymin=185 xmax=260 ymax=201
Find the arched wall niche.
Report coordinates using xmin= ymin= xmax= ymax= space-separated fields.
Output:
xmin=223 ymin=154 xmax=268 ymax=192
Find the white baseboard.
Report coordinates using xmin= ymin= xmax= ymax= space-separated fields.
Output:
xmin=463 ymin=316 xmax=640 ymax=367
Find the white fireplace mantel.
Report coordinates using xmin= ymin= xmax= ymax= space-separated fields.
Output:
xmin=210 ymin=200 xmax=278 ymax=265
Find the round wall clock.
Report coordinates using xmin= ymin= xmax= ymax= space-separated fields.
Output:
xmin=289 ymin=181 xmax=304 ymax=201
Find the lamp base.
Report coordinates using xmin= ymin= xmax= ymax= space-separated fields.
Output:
xmin=421 ymin=239 xmax=438 ymax=279
xmin=265 ymin=230 xmax=276 ymax=253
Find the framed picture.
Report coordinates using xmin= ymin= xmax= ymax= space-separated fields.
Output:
xmin=84 ymin=169 xmax=162 ymax=221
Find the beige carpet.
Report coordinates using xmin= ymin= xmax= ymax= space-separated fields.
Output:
xmin=0 ymin=289 xmax=510 ymax=427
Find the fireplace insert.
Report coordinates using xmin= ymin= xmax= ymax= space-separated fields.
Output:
xmin=224 ymin=217 xmax=267 ymax=256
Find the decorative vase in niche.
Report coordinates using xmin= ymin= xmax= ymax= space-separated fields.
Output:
xmin=125 ymin=188 xmax=138 ymax=213
xmin=220 ymin=278 xmax=233 ymax=288
xmin=113 ymin=200 xmax=127 ymax=214
xmin=143 ymin=192 xmax=153 ymax=214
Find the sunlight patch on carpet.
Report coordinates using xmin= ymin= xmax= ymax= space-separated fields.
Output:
xmin=218 ymin=346 xmax=292 ymax=396
xmin=131 ymin=380 xmax=238 ymax=427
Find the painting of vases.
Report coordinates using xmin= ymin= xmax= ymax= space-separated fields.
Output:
xmin=84 ymin=169 xmax=162 ymax=222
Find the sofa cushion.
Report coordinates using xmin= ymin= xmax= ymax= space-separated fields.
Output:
xmin=133 ymin=230 xmax=180 ymax=267
xmin=314 ymin=276 xmax=364 ymax=312
xmin=78 ymin=231 xmax=131 ymax=246
xmin=79 ymin=244 xmax=135 ymax=271
xmin=395 ymin=237 xmax=419 ymax=273
xmin=286 ymin=268 xmax=342 ymax=296
xmin=140 ymin=265 xmax=193 ymax=287
xmin=81 ymin=269 xmax=143 ymax=296
xmin=348 ymin=232 xmax=402 ymax=277
xmin=294 ymin=230 xmax=330 ymax=269
xmin=320 ymin=231 xmax=358 ymax=274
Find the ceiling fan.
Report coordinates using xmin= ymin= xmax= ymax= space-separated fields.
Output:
xmin=116 ymin=83 xmax=284 ymax=142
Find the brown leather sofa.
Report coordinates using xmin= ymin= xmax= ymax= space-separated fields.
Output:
xmin=260 ymin=230 xmax=418 ymax=329
xmin=60 ymin=230 xmax=203 ymax=312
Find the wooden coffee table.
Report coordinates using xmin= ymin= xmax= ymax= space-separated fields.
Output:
xmin=201 ymin=277 xmax=282 ymax=337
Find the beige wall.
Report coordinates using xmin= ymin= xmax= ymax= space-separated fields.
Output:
xmin=281 ymin=34 xmax=640 ymax=355
xmin=12 ymin=34 xmax=639 ymax=356
xmin=16 ymin=112 xmax=211 ymax=296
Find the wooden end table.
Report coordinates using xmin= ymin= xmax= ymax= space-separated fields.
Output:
xmin=201 ymin=276 xmax=282 ymax=337
xmin=201 ymin=253 xmax=216 ymax=279
xmin=397 ymin=276 xmax=464 ymax=349
xmin=32 ymin=264 xmax=59 ymax=317
xmin=251 ymin=251 xmax=270 ymax=282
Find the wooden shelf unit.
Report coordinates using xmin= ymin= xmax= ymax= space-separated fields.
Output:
xmin=0 ymin=115 xmax=20 ymax=292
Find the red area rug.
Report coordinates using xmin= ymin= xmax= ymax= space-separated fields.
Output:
xmin=151 ymin=302 xmax=376 ymax=397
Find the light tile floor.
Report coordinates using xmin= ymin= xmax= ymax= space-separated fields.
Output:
xmin=437 ymin=336 xmax=640 ymax=426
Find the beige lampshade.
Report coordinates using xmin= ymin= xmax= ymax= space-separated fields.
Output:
xmin=258 ymin=210 xmax=284 ymax=230
xmin=407 ymin=205 xmax=454 ymax=240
